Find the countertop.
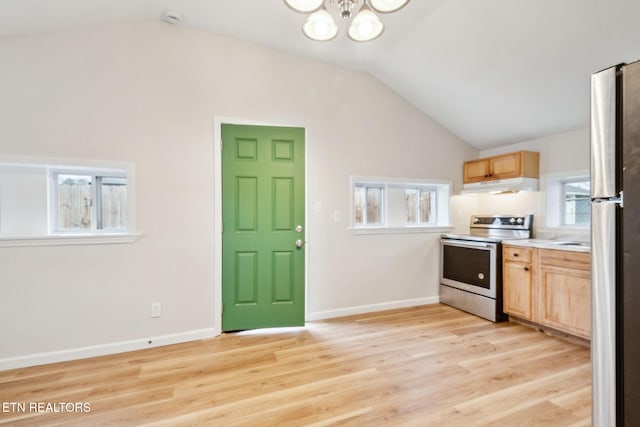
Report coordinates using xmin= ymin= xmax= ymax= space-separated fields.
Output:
xmin=502 ymin=239 xmax=591 ymax=253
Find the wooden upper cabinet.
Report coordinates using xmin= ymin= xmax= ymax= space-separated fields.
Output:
xmin=463 ymin=151 xmax=540 ymax=184
xmin=464 ymin=159 xmax=491 ymax=183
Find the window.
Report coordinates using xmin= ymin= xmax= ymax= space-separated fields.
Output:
xmin=52 ymin=170 xmax=128 ymax=232
xmin=545 ymin=173 xmax=590 ymax=228
xmin=354 ymin=184 xmax=384 ymax=226
xmin=351 ymin=176 xmax=451 ymax=233
xmin=405 ymin=188 xmax=435 ymax=225
xmin=562 ymin=180 xmax=590 ymax=225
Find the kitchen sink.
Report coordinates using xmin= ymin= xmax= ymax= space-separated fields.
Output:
xmin=550 ymin=241 xmax=590 ymax=247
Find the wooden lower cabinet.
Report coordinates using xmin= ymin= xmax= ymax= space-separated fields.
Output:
xmin=502 ymin=245 xmax=591 ymax=340
xmin=503 ymin=247 xmax=534 ymax=319
xmin=538 ymin=250 xmax=591 ymax=339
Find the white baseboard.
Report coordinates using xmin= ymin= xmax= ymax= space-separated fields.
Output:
xmin=0 ymin=328 xmax=218 ymax=371
xmin=306 ymin=296 xmax=440 ymax=321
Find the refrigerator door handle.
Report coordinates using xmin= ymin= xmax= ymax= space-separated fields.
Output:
xmin=591 ymin=201 xmax=618 ymax=427
xmin=591 ymin=66 xmax=619 ymax=199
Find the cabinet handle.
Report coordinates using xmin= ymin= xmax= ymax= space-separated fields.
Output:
xmin=524 ymin=266 xmax=529 ymax=271
xmin=513 ymin=253 xmax=519 ymax=257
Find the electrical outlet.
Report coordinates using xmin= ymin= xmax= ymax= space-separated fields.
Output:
xmin=151 ymin=302 xmax=162 ymax=318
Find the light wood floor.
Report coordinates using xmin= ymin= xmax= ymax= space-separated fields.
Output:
xmin=0 ymin=304 xmax=591 ymax=426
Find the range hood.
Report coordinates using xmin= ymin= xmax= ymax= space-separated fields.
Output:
xmin=461 ymin=177 xmax=539 ymax=194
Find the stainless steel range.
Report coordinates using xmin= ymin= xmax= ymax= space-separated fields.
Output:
xmin=440 ymin=214 xmax=533 ymax=322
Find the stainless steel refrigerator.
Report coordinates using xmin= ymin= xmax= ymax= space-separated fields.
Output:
xmin=591 ymin=60 xmax=640 ymax=426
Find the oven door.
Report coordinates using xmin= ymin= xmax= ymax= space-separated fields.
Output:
xmin=440 ymin=239 xmax=497 ymax=299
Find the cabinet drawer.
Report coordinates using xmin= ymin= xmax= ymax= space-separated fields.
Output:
xmin=503 ymin=246 xmax=532 ymax=263
xmin=539 ymin=249 xmax=590 ymax=271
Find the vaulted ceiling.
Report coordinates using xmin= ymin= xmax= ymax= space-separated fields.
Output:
xmin=2 ymin=0 xmax=640 ymax=148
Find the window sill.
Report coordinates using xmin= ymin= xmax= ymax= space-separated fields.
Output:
xmin=0 ymin=232 xmax=141 ymax=247
xmin=350 ymin=226 xmax=454 ymax=235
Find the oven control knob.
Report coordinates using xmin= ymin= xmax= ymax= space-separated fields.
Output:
xmin=472 ymin=218 xmax=479 ymax=223
xmin=517 ymin=218 xmax=524 ymax=224
xmin=509 ymin=217 xmax=516 ymax=223
xmin=478 ymin=273 xmax=485 ymax=280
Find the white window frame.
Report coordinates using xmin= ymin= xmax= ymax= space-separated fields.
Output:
xmin=350 ymin=175 xmax=453 ymax=235
xmin=544 ymin=172 xmax=590 ymax=229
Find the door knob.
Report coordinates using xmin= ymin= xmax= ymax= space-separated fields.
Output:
xmin=295 ymin=239 xmax=306 ymax=248
xmin=296 ymin=225 xmax=303 ymax=233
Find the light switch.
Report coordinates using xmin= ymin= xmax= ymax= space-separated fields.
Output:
xmin=151 ymin=302 xmax=162 ymax=318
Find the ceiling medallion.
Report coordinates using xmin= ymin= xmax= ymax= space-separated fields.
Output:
xmin=284 ymin=0 xmax=411 ymax=42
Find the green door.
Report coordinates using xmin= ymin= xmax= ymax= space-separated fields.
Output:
xmin=222 ymin=124 xmax=305 ymax=331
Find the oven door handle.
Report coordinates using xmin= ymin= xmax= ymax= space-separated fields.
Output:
xmin=442 ymin=240 xmax=493 ymax=249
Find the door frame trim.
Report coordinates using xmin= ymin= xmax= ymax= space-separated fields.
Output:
xmin=213 ymin=116 xmax=308 ymax=335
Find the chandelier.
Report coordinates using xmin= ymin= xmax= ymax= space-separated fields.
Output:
xmin=284 ymin=0 xmax=411 ymax=42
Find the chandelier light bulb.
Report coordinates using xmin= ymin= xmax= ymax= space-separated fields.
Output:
xmin=369 ymin=0 xmax=410 ymax=13
xmin=348 ymin=4 xmax=384 ymax=42
xmin=359 ymin=20 xmax=373 ymax=36
xmin=315 ymin=20 xmax=330 ymax=37
xmin=303 ymin=8 xmax=339 ymax=41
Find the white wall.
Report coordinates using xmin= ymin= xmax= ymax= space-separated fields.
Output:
xmin=452 ymin=128 xmax=590 ymax=239
xmin=0 ymin=166 xmax=48 ymax=235
xmin=0 ymin=21 xmax=477 ymax=367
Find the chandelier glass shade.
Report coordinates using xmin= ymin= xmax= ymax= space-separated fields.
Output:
xmin=369 ymin=0 xmax=410 ymax=13
xmin=283 ymin=0 xmax=324 ymax=13
xmin=347 ymin=4 xmax=384 ymax=42
xmin=284 ymin=0 xmax=410 ymax=42
xmin=303 ymin=8 xmax=339 ymax=41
